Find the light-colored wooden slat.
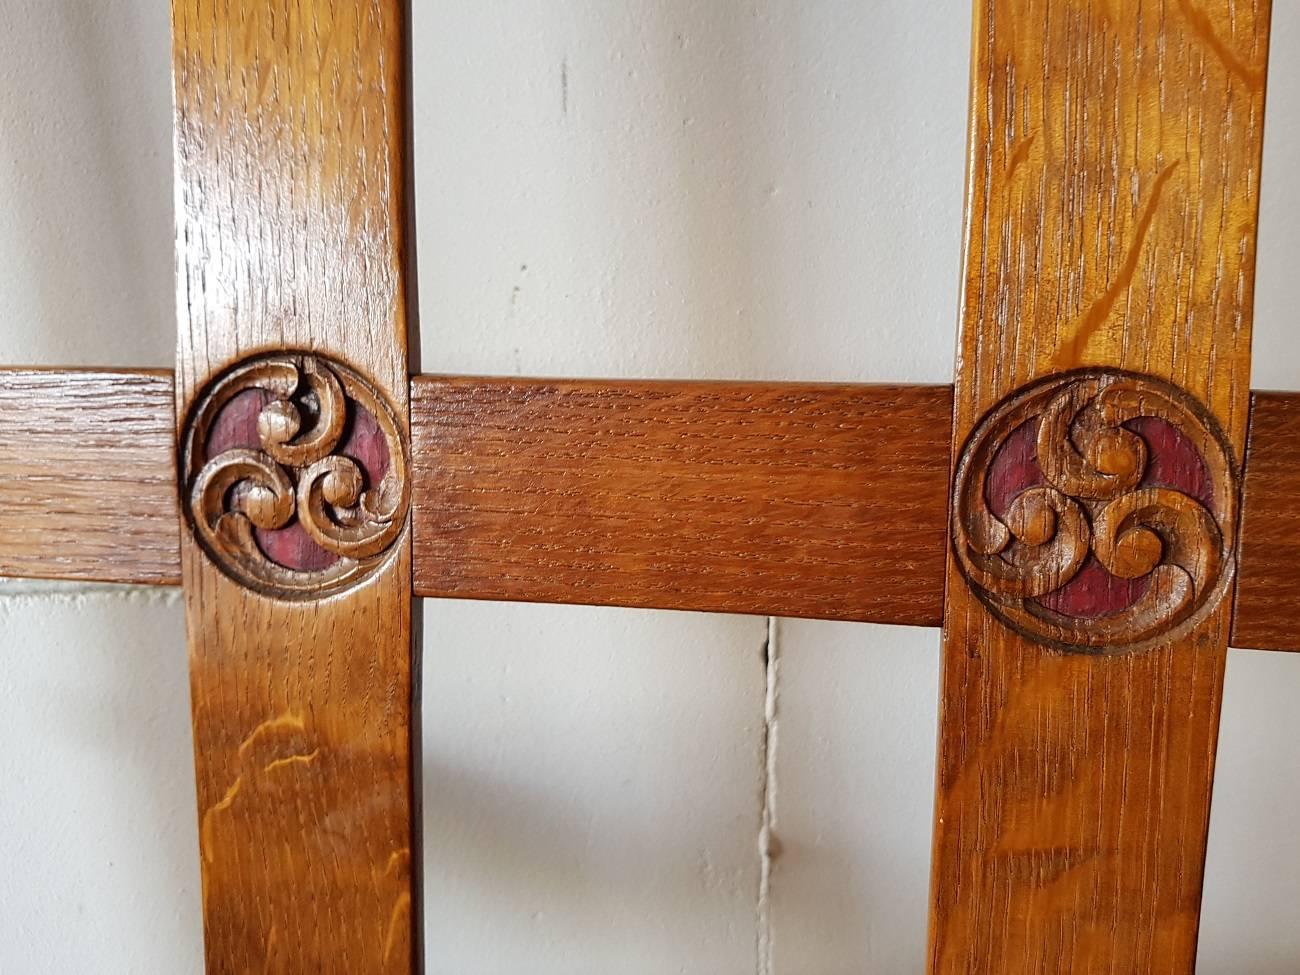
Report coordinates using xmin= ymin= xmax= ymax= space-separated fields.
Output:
xmin=929 ymin=2 xmax=1272 ymax=973
xmin=1233 ymin=391 xmax=1300 ymax=651
xmin=0 ymin=368 xmax=179 ymax=586
xmin=171 ymin=1 xmax=417 ymax=972
xmin=410 ymin=375 xmax=951 ymax=625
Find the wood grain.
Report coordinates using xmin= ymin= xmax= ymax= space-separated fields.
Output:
xmin=0 ymin=368 xmax=179 ymax=586
xmin=929 ymin=2 xmax=1271 ymax=973
xmin=1233 ymin=392 xmax=1300 ymax=652
xmin=171 ymin=1 xmax=417 ymax=972
xmin=411 ymin=375 xmax=951 ymax=624
xmin=8 ymin=368 xmax=1300 ymax=659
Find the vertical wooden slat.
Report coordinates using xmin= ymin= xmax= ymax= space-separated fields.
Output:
xmin=171 ymin=2 xmax=416 ymax=972
xmin=930 ymin=2 xmax=1271 ymax=973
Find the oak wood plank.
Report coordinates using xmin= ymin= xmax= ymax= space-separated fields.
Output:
xmin=7 ymin=367 xmax=1300 ymax=658
xmin=171 ymin=1 xmax=417 ymax=972
xmin=410 ymin=375 xmax=951 ymax=625
xmin=930 ymin=2 xmax=1272 ymax=973
xmin=0 ymin=368 xmax=180 ymax=586
xmin=1233 ymin=391 xmax=1300 ymax=651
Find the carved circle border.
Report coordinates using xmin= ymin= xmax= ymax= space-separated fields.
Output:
xmin=950 ymin=367 xmax=1240 ymax=655
xmin=180 ymin=350 xmax=411 ymax=601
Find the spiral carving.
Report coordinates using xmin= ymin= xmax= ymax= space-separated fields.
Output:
xmin=952 ymin=370 xmax=1236 ymax=653
xmin=181 ymin=353 xmax=409 ymax=599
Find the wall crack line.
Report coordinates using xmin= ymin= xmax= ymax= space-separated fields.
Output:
xmin=755 ymin=615 xmax=780 ymax=975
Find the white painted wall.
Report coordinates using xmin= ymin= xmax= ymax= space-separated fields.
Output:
xmin=0 ymin=2 xmax=1297 ymax=973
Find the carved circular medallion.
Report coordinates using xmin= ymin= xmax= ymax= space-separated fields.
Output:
xmin=181 ymin=352 xmax=410 ymax=600
xmin=951 ymin=369 xmax=1237 ymax=654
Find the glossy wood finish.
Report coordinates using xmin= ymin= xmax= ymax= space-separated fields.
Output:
xmin=411 ymin=375 xmax=951 ymax=624
xmin=929 ymin=2 xmax=1272 ymax=973
xmin=8 ymin=368 xmax=1300 ymax=658
xmin=171 ymin=1 xmax=416 ymax=972
xmin=0 ymin=369 xmax=179 ymax=586
xmin=1233 ymin=392 xmax=1300 ymax=651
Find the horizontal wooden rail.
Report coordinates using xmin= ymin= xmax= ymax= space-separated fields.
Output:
xmin=1232 ymin=391 xmax=1300 ymax=650
xmin=2 ymin=367 xmax=1297 ymax=651
xmin=410 ymin=375 xmax=950 ymax=623
xmin=0 ymin=369 xmax=180 ymax=586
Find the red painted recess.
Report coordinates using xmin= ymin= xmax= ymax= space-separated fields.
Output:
xmin=985 ymin=415 xmax=1212 ymax=620
xmin=204 ymin=387 xmax=391 ymax=572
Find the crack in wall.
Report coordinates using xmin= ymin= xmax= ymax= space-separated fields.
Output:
xmin=756 ymin=615 xmax=780 ymax=975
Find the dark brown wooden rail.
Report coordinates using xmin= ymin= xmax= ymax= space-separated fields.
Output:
xmin=409 ymin=375 xmax=951 ymax=624
xmin=4 ymin=367 xmax=1299 ymax=655
xmin=1233 ymin=391 xmax=1300 ymax=650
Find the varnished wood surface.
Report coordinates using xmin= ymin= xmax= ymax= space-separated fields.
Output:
xmin=410 ymin=375 xmax=951 ymax=625
xmin=171 ymin=1 xmax=416 ymax=972
xmin=7 ymin=368 xmax=1300 ymax=657
xmin=0 ymin=369 xmax=179 ymax=586
xmin=1233 ymin=392 xmax=1300 ymax=651
xmin=930 ymin=2 xmax=1272 ymax=973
